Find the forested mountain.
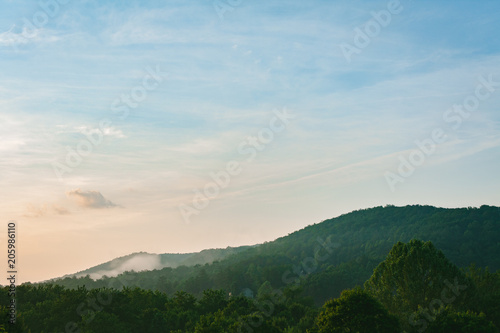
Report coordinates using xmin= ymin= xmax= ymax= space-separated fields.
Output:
xmin=2 ymin=239 xmax=499 ymax=332
xmin=47 ymin=205 xmax=500 ymax=307
xmin=59 ymin=246 xmax=254 ymax=280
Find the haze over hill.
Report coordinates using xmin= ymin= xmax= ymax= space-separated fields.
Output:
xmin=63 ymin=246 xmax=253 ymax=280
xmin=49 ymin=205 xmax=500 ymax=306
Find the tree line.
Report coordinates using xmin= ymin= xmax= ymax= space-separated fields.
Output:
xmin=1 ymin=239 xmax=498 ymax=332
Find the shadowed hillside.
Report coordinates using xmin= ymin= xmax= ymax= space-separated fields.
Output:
xmin=57 ymin=246 xmax=254 ymax=280
xmin=47 ymin=205 xmax=500 ymax=307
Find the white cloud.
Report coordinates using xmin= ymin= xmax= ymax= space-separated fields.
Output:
xmin=0 ymin=26 xmax=60 ymax=46
xmin=0 ymin=29 xmax=29 ymax=46
xmin=75 ymin=125 xmax=126 ymax=139
xmin=101 ymin=127 xmax=126 ymax=138
xmin=67 ymin=189 xmax=119 ymax=209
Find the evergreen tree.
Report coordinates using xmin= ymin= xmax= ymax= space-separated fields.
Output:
xmin=365 ymin=240 xmax=472 ymax=318
xmin=313 ymin=287 xmax=400 ymax=333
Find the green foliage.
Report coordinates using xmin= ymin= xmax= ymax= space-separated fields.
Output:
xmin=422 ymin=307 xmax=497 ymax=333
xmin=2 ymin=205 xmax=499 ymax=332
xmin=50 ymin=205 xmax=500 ymax=307
xmin=313 ymin=287 xmax=400 ymax=333
xmin=464 ymin=265 xmax=500 ymax=329
xmin=199 ymin=289 xmax=228 ymax=314
xmin=365 ymin=240 xmax=475 ymax=332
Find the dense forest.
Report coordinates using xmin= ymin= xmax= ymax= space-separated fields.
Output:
xmin=49 ymin=205 xmax=499 ymax=305
xmin=1 ymin=240 xmax=499 ymax=332
xmin=1 ymin=205 xmax=499 ymax=332
xmin=65 ymin=246 xmax=254 ymax=280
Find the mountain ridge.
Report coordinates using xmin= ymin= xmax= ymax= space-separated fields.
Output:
xmin=47 ymin=204 xmax=500 ymax=306
xmin=57 ymin=245 xmax=255 ymax=280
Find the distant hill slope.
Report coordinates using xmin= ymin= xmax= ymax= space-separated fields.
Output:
xmin=255 ymin=204 xmax=500 ymax=269
xmin=60 ymin=246 xmax=254 ymax=280
xmin=48 ymin=205 xmax=500 ymax=305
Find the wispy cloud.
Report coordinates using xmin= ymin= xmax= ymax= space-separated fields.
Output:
xmin=76 ymin=253 xmax=162 ymax=279
xmin=74 ymin=125 xmax=126 ymax=139
xmin=0 ymin=26 xmax=60 ymax=46
xmin=23 ymin=203 xmax=70 ymax=218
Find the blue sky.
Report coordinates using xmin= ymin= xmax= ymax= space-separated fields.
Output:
xmin=1 ymin=0 xmax=499 ymax=282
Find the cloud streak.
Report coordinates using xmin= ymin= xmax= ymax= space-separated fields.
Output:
xmin=23 ymin=203 xmax=70 ymax=218
xmin=0 ymin=26 xmax=60 ymax=47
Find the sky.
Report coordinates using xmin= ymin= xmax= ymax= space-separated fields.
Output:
xmin=1 ymin=0 xmax=499 ymax=283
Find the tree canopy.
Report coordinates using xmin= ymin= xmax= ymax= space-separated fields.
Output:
xmin=312 ymin=288 xmax=400 ymax=333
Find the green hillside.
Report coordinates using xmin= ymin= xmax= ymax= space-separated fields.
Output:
xmin=3 ymin=238 xmax=499 ymax=332
xmin=57 ymin=246 xmax=254 ymax=280
xmin=47 ymin=205 xmax=500 ymax=306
